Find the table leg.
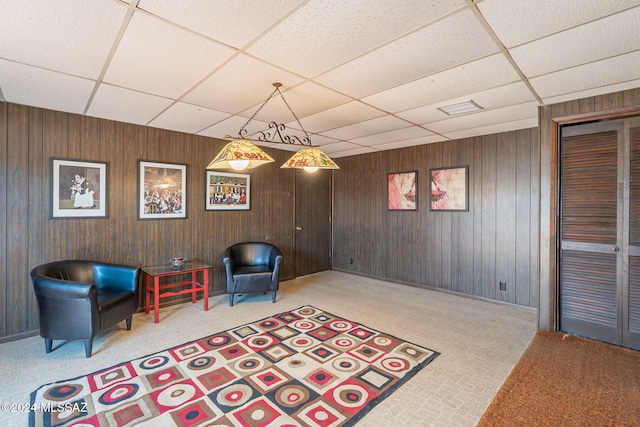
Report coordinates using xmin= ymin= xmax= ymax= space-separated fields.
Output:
xmin=154 ymin=276 xmax=160 ymax=323
xmin=204 ymin=268 xmax=209 ymax=311
xmin=191 ymin=270 xmax=197 ymax=304
xmin=145 ymin=274 xmax=150 ymax=314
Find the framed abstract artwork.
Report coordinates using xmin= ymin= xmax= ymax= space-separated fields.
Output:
xmin=388 ymin=170 xmax=417 ymax=211
xmin=429 ymin=165 xmax=469 ymax=211
xmin=206 ymin=171 xmax=250 ymax=210
xmin=138 ymin=161 xmax=186 ymax=219
xmin=51 ymin=158 xmax=108 ymax=218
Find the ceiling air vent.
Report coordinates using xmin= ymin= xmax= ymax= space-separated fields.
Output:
xmin=437 ymin=100 xmax=483 ymax=116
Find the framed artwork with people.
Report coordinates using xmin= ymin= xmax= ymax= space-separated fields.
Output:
xmin=50 ymin=158 xmax=108 ymax=218
xmin=205 ymin=171 xmax=250 ymax=211
xmin=138 ymin=161 xmax=187 ymax=219
xmin=429 ymin=165 xmax=469 ymax=212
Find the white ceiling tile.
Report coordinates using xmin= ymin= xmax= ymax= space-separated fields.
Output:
xmin=148 ymin=102 xmax=230 ymax=133
xmin=198 ymin=115 xmax=269 ymax=139
xmin=182 ymin=55 xmax=305 ymax=113
xmin=362 ymin=54 xmax=521 ymax=113
xmin=373 ymin=135 xmax=447 ymax=152
xmin=103 ymin=11 xmax=235 ymax=99
xmin=477 ymin=0 xmax=640 ymax=48
xmin=316 ymin=9 xmax=499 ymax=98
xmin=299 ymin=101 xmax=386 ymax=133
xmin=425 ymin=101 xmax=539 ymax=134
xmin=87 ymin=84 xmax=174 ymax=125
xmin=0 ymin=0 xmax=128 ymax=79
xmin=0 ymin=60 xmax=94 ymax=114
xmin=397 ymin=82 xmax=537 ymax=124
xmin=317 ymin=141 xmax=366 ymax=155
xmin=328 ymin=145 xmax=380 ymax=158
xmin=511 ymin=7 xmax=640 ymax=77
xmin=323 ymin=115 xmax=414 ymax=140
xmin=350 ymin=126 xmax=435 ymax=147
xmin=247 ymin=0 xmax=466 ymax=77
xmin=137 ymin=0 xmax=301 ymax=49
xmin=245 ymin=82 xmax=352 ymax=124
xmin=529 ymin=50 xmax=640 ymax=99
xmin=442 ymin=117 xmax=538 ymax=140
xmin=542 ymin=78 xmax=640 ymax=105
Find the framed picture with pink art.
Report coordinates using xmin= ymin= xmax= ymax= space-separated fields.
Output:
xmin=388 ymin=170 xmax=417 ymax=211
xmin=429 ymin=165 xmax=469 ymax=211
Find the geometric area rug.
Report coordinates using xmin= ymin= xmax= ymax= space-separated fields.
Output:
xmin=29 ymin=305 xmax=439 ymax=426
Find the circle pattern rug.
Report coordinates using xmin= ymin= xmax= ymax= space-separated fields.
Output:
xmin=29 ymin=305 xmax=439 ymax=426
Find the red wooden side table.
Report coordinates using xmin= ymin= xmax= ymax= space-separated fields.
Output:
xmin=142 ymin=261 xmax=211 ymax=323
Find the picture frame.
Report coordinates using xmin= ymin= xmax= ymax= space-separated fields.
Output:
xmin=138 ymin=161 xmax=186 ymax=219
xmin=388 ymin=170 xmax=417 ymax=211
xmin=51 ymin=158 xmax=108 ymax=219
xmin=429 ymin=165 xmax=469 ymax=212
xmin=206 ymin=171 xmax=250 ymax=210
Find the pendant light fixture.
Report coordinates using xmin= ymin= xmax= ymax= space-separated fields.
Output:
xmin=206 ymin=83 xmax=339 ymax=173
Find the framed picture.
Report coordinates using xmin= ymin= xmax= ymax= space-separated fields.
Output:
xmin=388 ymin=170 xmax=417 ymax=211
xmin=430 ymin=165 xmax=469 ymax=211
xmin=206 ymin=171 xmax=250 ymax=210
xmin=51 ymin=158 xmax=108 ymax=218
xmin=138 ymin=161 xmax=186 ymax=219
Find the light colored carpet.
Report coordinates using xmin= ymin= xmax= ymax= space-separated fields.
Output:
xmin=0 ymin=271 xmax=536 ymax=426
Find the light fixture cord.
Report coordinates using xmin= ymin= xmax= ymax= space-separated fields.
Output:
xmin=275 ymin=87 xmax=310 ymax=139
xmin=236 ymin=85 xmax=311 ymax=140
xmin=237 ymin=86 xmax=279 ymax=138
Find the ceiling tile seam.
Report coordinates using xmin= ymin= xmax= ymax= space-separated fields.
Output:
xmin=420 ymin=99 xmax=541 ymax=126
xmin=464 ymin=0 xmax=544 ymax=106
xmin=519 ymin=47 xmax=640 ymax=80
xmin=82 ymin=0 xmax=139 ymax=115
xmin=539 ymin=75 xmax=640 ymax=103
xmin=440 ymin=115 xmax=538 ymax=136
xmin=499 ymin=4 xmax=640 ymax=50
xmin=307 ymin=4 xmax=469 ymax=82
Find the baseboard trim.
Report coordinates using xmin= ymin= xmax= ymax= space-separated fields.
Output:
xmin=331 ymin=268 xmax=537 ymax=313
xmin=0 ymin=329 xmax=40 ymax=344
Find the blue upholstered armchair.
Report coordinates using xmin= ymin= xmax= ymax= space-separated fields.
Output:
xmin=30 ymin=260 xmax=140 ymax=357
xmin=222 ymin=242 xmax=283 ymax=306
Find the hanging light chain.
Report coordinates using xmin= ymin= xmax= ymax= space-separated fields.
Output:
xmin=235 ymin=83 xmax=312 ymax=146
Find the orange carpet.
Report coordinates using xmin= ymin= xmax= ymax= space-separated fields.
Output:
xmin=478 ymin=331 xmax=640 ymax=427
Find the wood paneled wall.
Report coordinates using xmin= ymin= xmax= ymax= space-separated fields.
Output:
xmin=0 ymin=102 xmax=297 ymax=339
xmin=332 ymin=128 xmax=540 ymax=308
xmin=538 ymin=88 xmax=640 ymax=330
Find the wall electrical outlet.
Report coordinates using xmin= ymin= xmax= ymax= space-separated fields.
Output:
xmin=499 ymin=281 xmax=507 ymax=291
xmin=349 ymin=258 xmax=353 ymax=265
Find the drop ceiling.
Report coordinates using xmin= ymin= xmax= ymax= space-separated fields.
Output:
xmin=1 ymin=0 xmax=639 ymax=158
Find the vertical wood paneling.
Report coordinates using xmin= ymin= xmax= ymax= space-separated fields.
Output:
xmin=496 ymin=131 xmax=516 ymax=302
xmin=27 ymin=107 xmax=44 ymax=330
xmin=472 ymin=136 xmax=484 ymax=297
xmin=0 ymin=101 xmax=303 ymax=339
xmin=0 ymin=102 xmax=7 ymax=336
xmin=515 ymin=129 xmax=533 ymax=307
xmin=333 ymin=128 xmax=539 ymax=308
xmin=7 ymin=104 xmax=30 ymax=335
xmin=481 ymin=135 xmax=497 ymax=300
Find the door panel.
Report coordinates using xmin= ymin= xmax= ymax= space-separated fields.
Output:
xmin=294 ymin=169 xmax=331 ymax=276
xmin=559 ymin=121 xmax=622 ymax=346
xmin=626 ymin=120 xmax=640 ymax=349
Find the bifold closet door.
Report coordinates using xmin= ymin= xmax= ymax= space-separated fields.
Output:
xmin=559 ymin=120 xmax=622 ymax=345
xmin=560 ymin=117 xmax=640 ymax=351
xmin=627 ymin=117 xmax=640 ymax=350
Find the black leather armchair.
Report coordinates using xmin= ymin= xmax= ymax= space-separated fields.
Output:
xmin=222 ymin=242 xmax=283 ymax=306
xmin=30 ymin=260 xmax=141 ymax=357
